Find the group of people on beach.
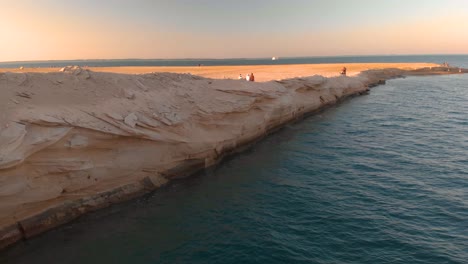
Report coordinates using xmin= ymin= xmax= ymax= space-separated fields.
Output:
xmin=239 ymin=73 xmax=255 ymax=82
xmin=236 ymin=67 xmax=347 ymax=82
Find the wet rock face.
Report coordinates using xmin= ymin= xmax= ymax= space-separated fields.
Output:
xmin=0 ymin=67 xmax=464 ymax=249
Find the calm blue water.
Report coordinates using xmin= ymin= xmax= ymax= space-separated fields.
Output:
xmin=1 ymin=54 xmax=468 ymax=68
xmin=1 ymin=74 xmax=468 ymax=263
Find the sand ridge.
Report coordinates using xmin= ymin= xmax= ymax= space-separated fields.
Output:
xmin=1 ymin=63 xmax=438 ymax=82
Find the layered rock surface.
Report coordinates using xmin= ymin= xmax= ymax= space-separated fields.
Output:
xmin=0 ymin=66 xmax=464 ymax=249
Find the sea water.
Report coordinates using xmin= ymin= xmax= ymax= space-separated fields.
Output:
xmin=0 ymin=54 xmax=467 ymax=68
xmin=1 ymin=74 xmax=467 ymax=263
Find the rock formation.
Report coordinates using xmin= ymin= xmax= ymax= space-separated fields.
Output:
xmin=0 ymin=66 xmax=464 ymax=249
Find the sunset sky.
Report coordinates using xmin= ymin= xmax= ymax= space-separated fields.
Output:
xmin=1 ymin=0 xmax=468 ymax=61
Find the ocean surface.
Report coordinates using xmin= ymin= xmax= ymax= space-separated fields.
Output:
xmin=1 ymin=74 xmax=468 ymax=263
xmin=0 ymin=54 xmax=468 ymax=68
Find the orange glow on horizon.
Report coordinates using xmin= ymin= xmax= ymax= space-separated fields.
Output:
xmin=0 ymin=3 xmax=467 ymax=62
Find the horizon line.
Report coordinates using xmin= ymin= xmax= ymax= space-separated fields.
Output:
xmin=1 ymin=53 xmax=467 ymax=64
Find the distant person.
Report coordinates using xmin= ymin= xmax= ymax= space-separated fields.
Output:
xmin=250 ymin=73 xmax=255 ymax=82
xmin=246 ymin=73 xmax=251 ymax=81
xmin=341 ymin=67 xmax=347 ymax=76
xmin=238 ymin=74 xmax=243 ymax=80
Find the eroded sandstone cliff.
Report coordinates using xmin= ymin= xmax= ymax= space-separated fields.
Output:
xmin=0 ymin=66 xmax=463 ymax=249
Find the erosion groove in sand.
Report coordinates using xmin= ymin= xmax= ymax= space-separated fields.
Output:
xmin=0 ymin=64 xmax=464 ymax=249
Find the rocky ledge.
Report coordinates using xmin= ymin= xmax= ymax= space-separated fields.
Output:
xmin=0 ymin=66 xmax=465 ymax=249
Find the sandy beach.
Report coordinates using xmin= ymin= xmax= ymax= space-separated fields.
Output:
xmin=1 ymin=63 xmax=438 ymax=82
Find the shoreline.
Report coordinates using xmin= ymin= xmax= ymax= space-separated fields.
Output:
xmin=0 ymin=64 xmax=466 ymax=250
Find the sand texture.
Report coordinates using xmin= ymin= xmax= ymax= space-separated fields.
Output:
xmin=0 ymin=63 xmax=465 ymax=249
xmin=2 ymin=63 xmax=440 ymax=81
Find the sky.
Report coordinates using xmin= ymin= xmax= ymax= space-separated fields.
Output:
xmin=0 ymin=0 xmax=468 ymax=61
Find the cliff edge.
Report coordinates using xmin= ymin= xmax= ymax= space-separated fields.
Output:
xmin=0 ymin=66 xmax=465 ymax=249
